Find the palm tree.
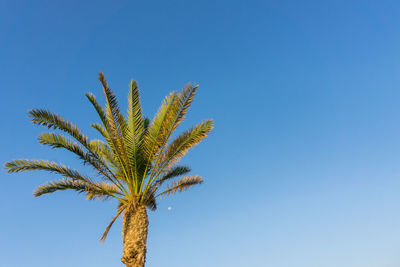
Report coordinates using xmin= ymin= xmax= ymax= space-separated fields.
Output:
xmin=5 ymin=72 xmax=213 ymax=267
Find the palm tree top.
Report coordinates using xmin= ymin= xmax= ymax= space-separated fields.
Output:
xmin=5 ymin=72 xmax=213 ymax=242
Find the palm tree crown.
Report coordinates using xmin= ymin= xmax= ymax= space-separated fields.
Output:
xmin=5 ymin=72 xmax=213 ymax=242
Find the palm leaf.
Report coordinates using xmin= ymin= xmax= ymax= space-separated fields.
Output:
xmin=155 ymin=120 xmax=213 ymax=177
xmin=144 ymin=92 xmax=177 ymax=163
xmin=126 ymin=80 xmax=144 ymax=189
xmin=34 ymin=179 xmax=121 ymax=200
xmin=98 ymin=72 xmax=131 ymax=183
xmin=155 ymin=165 xmax=191 ymax=186
xmin=38 ymin=133 xmax=113 ymax=178
xmin=142 ymin=189 xmax=157 ymax=211
xmin=5 ymin=159 xmax=94 ymax=183
xmin=157 ymin=176 xmax=203 ymax=197
xmin=100 ymin=202 xmax=125 ymax=243
xmin=28 ymin=109 xmax=90 ymax=148
xmin=86 ymin=92 xmax=109 ymax=129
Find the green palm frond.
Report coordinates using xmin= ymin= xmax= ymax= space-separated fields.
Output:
xmin=34 ymin=178 xmax=122 ymax=200
xmin=99 ymin=72 xmax=128 ymax=150
xmin=38 ymin=132 xmax=87 ymax=160
xmin=90 ymin=122 xmax=122 ymax=163
xmin=155 ymin=120 xmax=213 ymax=176
xmin=159 ymin=84 xmax=198 ymax=142
xmin=152 ymin=84 xmax=198 ymax=155
xmin=86 ymin=92 xmax=109 ymax=128
xmin=144 ymin=92 xmax=177 ymax=163
xmin=5 ymin=159 xmax=93 ymax=182
xmin=155 ymin=165 xmax=191 ymax=186
xmin=29 ymin=109 xmax=90 ymax=148
xmin=87 ymin=84 xmax=126 ymax=172
xmin=86 ymin=182 xmax=123 ymax=200
xmin=142 ymin=85 xmax=198 ymax=190
xmin=126 ymin=80 xmax=144 ymax=189
xmin=98 ymin=73 xmax=131 ymax=186
xmin=89 ymin=139 xmax=118 ymax=167
xmin=157 ymin=176 xmax=203 ymax=197
xmin=91 ymin=123 xmax=109 ymax=139
xmin=143 ymin=117 xmax=150 ymax=132
xmin=38 ymin=133 xmax=112 ymax=177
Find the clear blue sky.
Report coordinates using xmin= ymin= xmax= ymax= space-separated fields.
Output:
xmin=1 ymin=0 xmax=400 ymax=266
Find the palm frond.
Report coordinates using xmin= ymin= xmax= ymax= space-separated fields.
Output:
xmin=144 ymin=92 xmax=177 ymax=163
xmin=5 ymin=159 xmax=93 ymax=182
xmin=155 ymin=165 xmax=191 ymax=186
xmin=98 ymin=72 xmax=131 ymax=182
xmin=100 ymin=202 xmax=126 ymax=243
xmin=89 ymin=139 xmax=118 ymax=167
xmin=38 ymin=133 xmax=111 ymax=176
xmin=86 ymin=92 xmax=109 ymax=129
xmin=158 ymin=84 xmax=198 ymax=143
xmin=143 ymin=117 xmax=150 ymax=131
xmin=126 ymin=80 xmax=144 ymax=187
xmin=145 ymin=84 xmax=197 ymax=182
xmin=38 ymin=132 xmax=87 ymax=159
xmin=142 ymin=190 xmax=157 ymax=211
xmin=90 ymin=122 xmax=122 ymax=162
xmin=86 ymin=182 xmax=123 ymax=200
xmin=28 ymin=109 xmax=90 ymax=148
xmin=99 ymin=72 xmax=128 ymax=140
xmin=33 ymin=179 xmax=121 ymax=200
xmin=171 ymin=83 xmax=198 ymax=130
xmin=157 ymin=176 xmax=203 ymax=197
xmin=156 ymin=120 xmax=213 ymax=175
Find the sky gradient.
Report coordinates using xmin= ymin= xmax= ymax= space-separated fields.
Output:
xmin=1 ymin=0 xmax=400 ymax=266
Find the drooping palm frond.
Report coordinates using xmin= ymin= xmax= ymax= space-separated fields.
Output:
xmin=38 ymin=133 xmax=112 ymax=178
xmin=6 ymin=159 xmax=93 ymax=182
xmin=100 ymin=201 xmax=126 ymax=243
xmin=29 ymin=110 xmax=119 ymax=181
xmin=34 ymin=178 xmax=122 ymax=200
xmin=157 ymin=176 xmax=203 ymax=197
xmin=85 ymin=182 xmax=123 ymax=200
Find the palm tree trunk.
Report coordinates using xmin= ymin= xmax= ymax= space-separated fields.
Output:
xmin=121 ymin=204 xmax=149 ymax=267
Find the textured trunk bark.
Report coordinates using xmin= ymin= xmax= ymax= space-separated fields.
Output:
xmin=121 ymin=204 xmax=149 ymax=267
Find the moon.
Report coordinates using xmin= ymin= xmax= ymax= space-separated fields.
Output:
xmin=167 ymin=206 xmax=172 ymax=211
